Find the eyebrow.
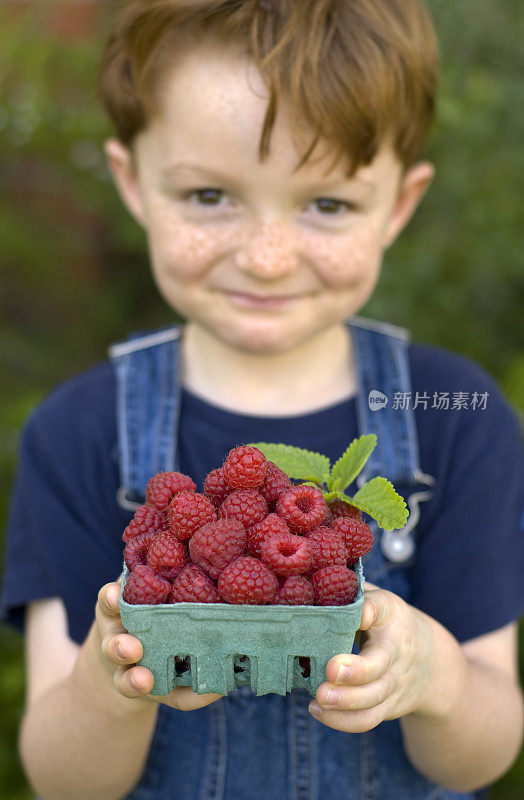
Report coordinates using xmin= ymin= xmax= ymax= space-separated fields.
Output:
xmin=162 ymin=163 xmax=243 ymax=190
xmin=160 ymin=162 xmax=376 ymax=193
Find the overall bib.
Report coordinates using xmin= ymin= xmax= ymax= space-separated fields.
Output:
xmin=108 ymin=315 xmax=475 ymax=800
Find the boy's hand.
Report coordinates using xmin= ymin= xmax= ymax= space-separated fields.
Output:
xmin=308 ymin=582 xmax=437 ymax=732
xmin=95 ymin=578 xmax=223 ymax=711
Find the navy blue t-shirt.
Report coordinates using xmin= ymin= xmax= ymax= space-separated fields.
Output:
xmin=1 ymin=342 xmax=523 ymax=645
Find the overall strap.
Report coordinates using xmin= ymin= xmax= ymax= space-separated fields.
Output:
xmin=109 ymin=325 xmax=182 ymax=511
xmin=347 ymin=315 xmax=435 ymax=563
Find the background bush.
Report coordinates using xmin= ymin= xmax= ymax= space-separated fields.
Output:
xmin=1 ymin=1 xmax=522 ymax=797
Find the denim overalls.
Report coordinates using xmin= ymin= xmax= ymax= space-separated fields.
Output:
xmin=108 ymin=315 xmax=475 ymax=800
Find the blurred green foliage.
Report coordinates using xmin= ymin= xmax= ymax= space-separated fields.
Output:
xmin=1 ymin=1 xmax=523 ymax=798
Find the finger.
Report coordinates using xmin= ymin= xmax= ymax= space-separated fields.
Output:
xmin=163 ymin=686 xmax=224 ymax=711
xmin=315 ymin=674 xmax=394 ymax=711
xmin=96 ymin=582 xmax=122 ymax=620
xmin=326 ymin=642 xmax=396 ymax=686
xmin=308 ymin=698 xmax=390 ymax=734
xmin=359 ymin=587 xmax=393 ymax=632
xmin=95 ymin=584 xmax=128 ymax=648
xmin=101 ymin=632 xmax=143 ymax=667
xmin=114 ymin=664 xmax=155 ymax=698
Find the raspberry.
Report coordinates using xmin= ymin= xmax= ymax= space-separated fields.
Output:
xmin=189 ymin=519 xmax=247 ymax=581
xmin=320 ymin=505 xmax=335 ymax=526
xmin=123 ymin=530 xmax=158 ymax=571
xmin=276 ymin=484 xmax=328 ymax=533
xmin=307 ymin=526 xmax=348 ymax=572
xmin=258 ymin=461 xmax=292 ymax=509
xmin=122 ymin=564 xmax=171 ymax=605
xmin=274 ymin=575 xmax=315 ymax=605
xmin=145 ymin=471 xmax=197 ymax=511
xmin=311 ymin=565 xmax=358 ymax=605
xmin=218 ymin=556 xmax=278 ymax=604
xmin=146 ymin=531 xmax=188 ymax=580
xmin=122 ymin=504 xmax=166 ymax=543
xmin=260 ymin=531 xmax=313 ymax=577
xmin=331 ymin=518 xmax=374 ymax=562
xmin=167 ymin=490 xmax=217 ymax=541
xmin=203 ymin=467 xmax=234 ymax=508
xmin=219 ymin=489 xmax=268 ymax=528
xmin=328 ymin=499 xmax=363 ymax=521
xmin=246 ymin=513 xmax=290 ymax=557
xmin=169 ymin=564 xmax=220 ymax=603
xmin=222 ymin=445 xmax=268 ymax=489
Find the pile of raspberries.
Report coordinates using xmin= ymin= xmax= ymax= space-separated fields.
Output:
xmin=122 ymin=446 xmax=373 ymax=607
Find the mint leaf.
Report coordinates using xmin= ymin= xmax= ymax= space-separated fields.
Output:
xmin=338 ymin=477 xmax=408 ymax=531
xmin=247 ymin=442 xmax=331 ymax=486
xmin=328 ymin=434 xmax=377 ymax=492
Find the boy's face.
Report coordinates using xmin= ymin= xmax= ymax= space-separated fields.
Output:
xmin=106 ymin=40 xmax=433 ymax=355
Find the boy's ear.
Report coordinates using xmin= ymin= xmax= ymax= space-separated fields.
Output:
xmin=103 ymin=138 xmax=147 ymax=228
xmin=384 ymin=161 xmax=435 ymax=248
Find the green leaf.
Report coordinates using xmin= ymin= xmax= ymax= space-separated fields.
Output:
xmin=247 ymin=442 xmax=331 ymax=486
xmin=338 ymin=477 xmax=408 ymax=531
xmin=328 ymin=434 xmax=377 ymax=492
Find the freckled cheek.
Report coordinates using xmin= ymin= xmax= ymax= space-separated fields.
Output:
xmin=305 ymin=226 xmax=384 ymax=288
xmin=148 ymin=219 xmax=231 ymax=280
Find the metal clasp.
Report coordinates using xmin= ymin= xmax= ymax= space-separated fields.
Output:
xmin=380 ymin=470 xmax=435 ymax=563
xmin=116 ymin=486 xmax=142 ymax=512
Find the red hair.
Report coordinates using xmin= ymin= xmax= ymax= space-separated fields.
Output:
xmin=97 ymin=0 xmax=439 ymax=175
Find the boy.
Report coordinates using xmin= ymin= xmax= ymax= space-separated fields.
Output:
xmin=1 ymin=1 xmax=523 ymax=799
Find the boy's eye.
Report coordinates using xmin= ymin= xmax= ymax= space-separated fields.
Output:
xmin=182 ymin=190 xmax=357 ymax=216
xmin=311 ymin=197 xmax=355 ymax=215
xmin=188 ymin=188 xmax=225 ymax=206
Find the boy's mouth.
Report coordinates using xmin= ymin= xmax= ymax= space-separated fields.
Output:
xmin=224 ymin=291 xmax=299 ymax=309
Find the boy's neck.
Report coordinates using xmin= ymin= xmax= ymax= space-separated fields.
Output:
xmin=179 ymin=321 xmax=356 ymax=416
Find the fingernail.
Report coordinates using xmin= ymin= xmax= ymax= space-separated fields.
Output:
xmin=129 ymin=675 xmax=141 ymax=691
xmin=325 ymin=688 xmax=340 ymax=706
xmin=115 ymin=642 xmax=126 ymax=659
xmin=336 ymin=664 xmax=352 ymax=684
xmin=108 ymin=589 xmax=118 ymax=608
xmin=309 ymin=702 xmax=322 ymax=715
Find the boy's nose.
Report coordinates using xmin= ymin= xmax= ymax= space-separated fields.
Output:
xmin=235 ymin=221 xmax=299 ymax=279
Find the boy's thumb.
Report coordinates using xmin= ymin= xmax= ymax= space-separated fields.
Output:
xmin=359 ymin=582 xmax=390 ymax=631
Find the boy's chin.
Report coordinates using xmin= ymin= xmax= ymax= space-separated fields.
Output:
xmin=218 ymin=322 xmax=317 ymax=356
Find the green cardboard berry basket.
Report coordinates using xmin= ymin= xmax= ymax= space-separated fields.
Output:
xmin=119 ymin=559 xmax=364 ymax=697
